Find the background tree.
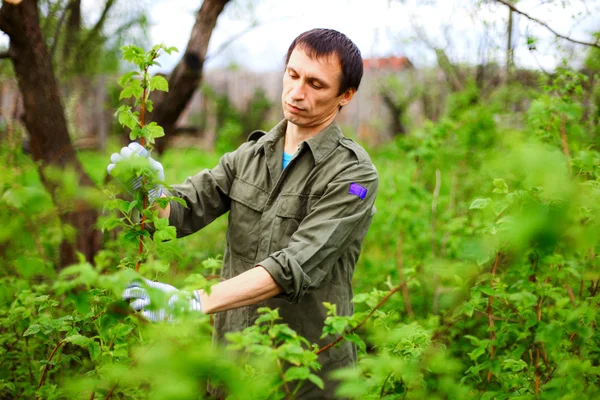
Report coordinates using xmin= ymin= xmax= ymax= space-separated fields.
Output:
xmin=0 ymin=0 xmax=231 ymax=266
xmin=147 ymin=0 xmax=232 ymax=154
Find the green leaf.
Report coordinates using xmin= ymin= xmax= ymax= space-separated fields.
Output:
xmin=121 ymin=45 xmax=145 ymax=64
xmin=344 ymin=332 xmax=366 ymax=352
xmin=154 ymin=217 xmax=169 ymax=231
xmin=119 ymin=86 xmax=135 ymax=100
xmin=118 ymin=109 xmax=139 ymax=130
xmin=64 ymin=334 xmax=90 ymax=347
xmin=351 ymin=293 xmax=369 ymax=304
xmin=153 ymin=226 xmax=176 ymax=242
xmin=35 ymin=295 xmax=50 ymax=303
xmin=284 ymin=366 xmax=310 ymax=381
xmin=149 ymin=75 xmax=169 ymax=92
xmin=331 ymin=318 xmax=348 ymax=334
xmin=469 ymin=198 xmax=492 ymax=210
xmin=118 ymin=71 xmax=139 ymax=87
xmin=492 ymin=178 xmax=509 ymax=194
xmin=170 ymin=197 xmax=188 ymax=207
xmin=145 ymin=122 xmax=165 ymax=140
xmin=307 ymin=374 xmax=324 ymax=389
xmin=23 ymin=324 xmax=40 ymax=336
xmin=88 ymin=341 xmax=101 ymax=361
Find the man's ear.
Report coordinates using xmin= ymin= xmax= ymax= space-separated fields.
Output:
xmin=339 ymin=88 xmax=356 ymax=107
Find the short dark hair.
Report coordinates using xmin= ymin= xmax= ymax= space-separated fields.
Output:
xmin=285 ymin=28 xmax=363 ymax=96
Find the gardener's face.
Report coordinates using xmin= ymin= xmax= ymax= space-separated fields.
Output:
xmin=282 ymin=46 xmax=355 ymax=128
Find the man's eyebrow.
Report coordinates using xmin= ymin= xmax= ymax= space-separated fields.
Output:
xmin=308 ymin=77 xmax=328 ymax=87
xmin=287 ymin=66 xmax=330 ymax=87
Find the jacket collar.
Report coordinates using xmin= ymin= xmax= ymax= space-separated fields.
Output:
xmin=256 ymin=119 xmax=344 ymax=164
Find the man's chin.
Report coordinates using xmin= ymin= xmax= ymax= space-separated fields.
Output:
xmin=283 ymin=112 xmax=301 ymax=124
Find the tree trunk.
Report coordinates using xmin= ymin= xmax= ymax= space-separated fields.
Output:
xmin=434 ymin=48 xmax=463 ymax=92
xmin=0 ymin=0 xmax=101 ymax=268
xmin=151 ymin=0 xmax=231 ymax=154
xmin=505 ymin=3 xmax=514 ymax=83
xmin=381 ymin=92 xmax=408 ymax=136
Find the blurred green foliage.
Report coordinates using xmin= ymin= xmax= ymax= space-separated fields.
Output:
xmin=2 ymin=46 xmax=600 ymax=400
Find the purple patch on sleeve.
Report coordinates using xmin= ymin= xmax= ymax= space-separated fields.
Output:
xmin=348 ymin=182 xmax=368 ymax=200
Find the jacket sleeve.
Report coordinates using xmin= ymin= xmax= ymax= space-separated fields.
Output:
xmin=164 ymin=149 xmax=237 ymax=238
xmin=258 ymin=162 xmax=378 ymax=303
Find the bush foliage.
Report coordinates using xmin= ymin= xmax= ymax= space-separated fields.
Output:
xmin=1 ymin=45 xmax=600 ymax=399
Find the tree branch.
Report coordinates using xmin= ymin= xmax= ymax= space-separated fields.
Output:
xmin=316 ymin=278 xmax=413 ymax=355
xmin=77 ymin=0 xmax=116 ymax=57
xmin=205 ymin=16 xmax=292 ymax=62
xmin=35 ymin=340 xmax=65 ymax=399
xmin=493 ymin=0 xmax=600 ymax=49
xmin=49 ymin=1 xmax=71 ymax=61
xmin=0 ymin=51 xmax=11 ymax=59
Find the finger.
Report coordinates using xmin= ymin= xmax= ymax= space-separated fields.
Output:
xmin=110 ymin=153 xmax=124 ymax=164
xmin=149 ymin=158 xmax=165 ymax=181
xmin=130 ymin=298 xmax=151 ymax=311
xmin=122 ymin=286 xmax=148 ymax=301
xmin=141 ymin=309 xmax=167 ymax=323
xmin=143 ymin=279 xmax=177 ymax=293
xmin=128 ymin=142 xmax=149 ymax=158
xmin=121 ymin=146 xmax=134 ymax=158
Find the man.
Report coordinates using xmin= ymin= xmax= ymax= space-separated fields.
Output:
xmin=110 ymin=28 xmax=378 ymax=398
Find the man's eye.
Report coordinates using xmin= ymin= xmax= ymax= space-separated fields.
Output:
xmin=311 ymin=82 xmax=322 ymax=89
xmin=288 ymin=71 xmax=298 ymax=78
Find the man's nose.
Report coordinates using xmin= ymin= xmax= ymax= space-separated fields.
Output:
xmin=290 ymin=82 xmax=305 ymax=100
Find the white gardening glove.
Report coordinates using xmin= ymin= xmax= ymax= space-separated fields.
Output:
xmin=122 ymin=278 xmax=203 ymax=322
xmin=107 ymin=142 xmax=165 ymax=203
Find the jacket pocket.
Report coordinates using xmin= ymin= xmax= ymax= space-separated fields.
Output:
xmin=227 ymin=178 xmax=268 ymax=262
xmin=272 ymin=194 xmax=319 ymax=251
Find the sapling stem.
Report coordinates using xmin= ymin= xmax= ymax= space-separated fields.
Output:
xmin=135 ymin=52 xmax=155 ymax=272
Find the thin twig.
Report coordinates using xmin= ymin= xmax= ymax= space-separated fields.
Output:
xmin=559 ymin=115 xmax=571 ymax=170
xmin=90 ymin=310 xmax=105 ymax=322
xmin=379 ymin=372 xmax=394 ymax=399
xmin=432 ymin=169 xmax=441 ymax=315
xmin=104 ymin=341 xmax=153 ymax=400
xmin=276 ymin=358 xmax=292 ymax=397
xmin=49 ymin=1 xmax=72 ymax=61
xmin=396 ymin=232 xmax=414 ymax=317
xmin=493 ymin=0 xmax=600 ymax=49
xmin=566 ymin=285 xmax=576 ymax=306
xmin=35 ymin=340 xmax=65 ymax=399
xmin=487 ymin=252 xmax=501 ymax=383
xmin=534 ymin=295 xmax=543 ymax=395
xmin=104 ymin=383 xmax=118 ymax=400
xmin=473 ymin=310 xmax=520 ymax=323
xmin=205 ymin=16 xmax=293 ymax=62
xmin=316 ymin=279 xmax=413 ymax=355
xmin=135 ymin=52 xmax=154 ymax=272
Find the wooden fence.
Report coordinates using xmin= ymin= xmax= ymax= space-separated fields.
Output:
xmin=0 ymin=68 xmax=449 ymax=149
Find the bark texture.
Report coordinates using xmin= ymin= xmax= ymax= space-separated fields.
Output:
xmin=150 ymin=0 xmax=231 ymax=154
xmin=0 ymin=0 xmax=101 ymax=267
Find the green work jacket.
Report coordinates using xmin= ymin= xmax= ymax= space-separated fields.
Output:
xmin=165 ymin=119 xmax=378 ymax=398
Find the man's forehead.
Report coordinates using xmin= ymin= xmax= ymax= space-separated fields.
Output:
xmin=288 ymin=45 xmax=341 ymax=73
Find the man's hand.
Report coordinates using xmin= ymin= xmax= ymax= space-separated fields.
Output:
xmin=107 ymin=142 xmax=165 ymax=203
xmin=122 ymin=278 xmax=203 ymax=322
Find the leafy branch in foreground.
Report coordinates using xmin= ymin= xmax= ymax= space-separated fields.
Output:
xmin=108 ymin=44 xmax=180 ymax=272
